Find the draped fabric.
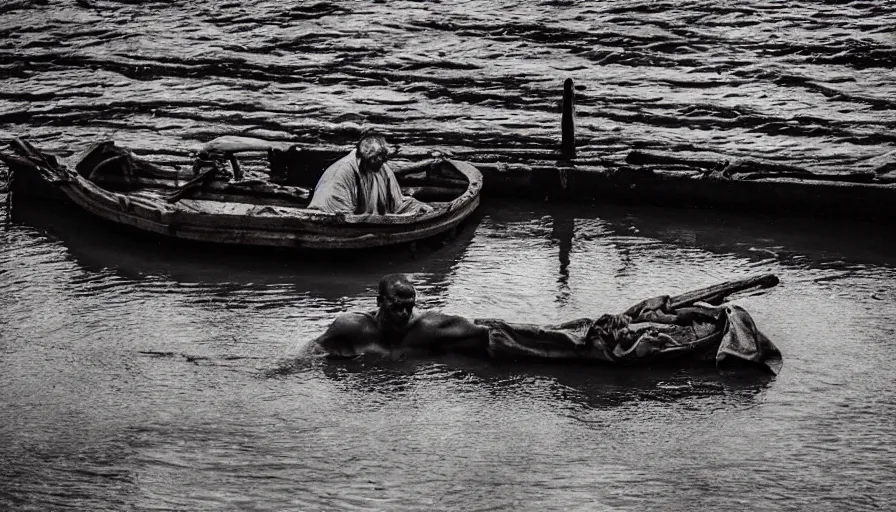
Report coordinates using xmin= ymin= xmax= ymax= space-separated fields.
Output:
xmin=308 ymin=150 xmax=420 ymax=214
xmin=475 ymin=297 xmax=782 ymax=374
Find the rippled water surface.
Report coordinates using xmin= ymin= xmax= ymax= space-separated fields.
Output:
xmin=2 ymin=198 xmax=896 ymax=511
xmin=2 ymin=1 xmax=896 ymax=510
xmin=0 ymin=0 xmax=894 ymax=172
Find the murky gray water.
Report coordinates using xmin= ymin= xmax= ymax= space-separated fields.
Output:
xmin=2 ymin=1 xmax=896 ymax=510
xmin=2 ymin=199 xmax=896 ymax=511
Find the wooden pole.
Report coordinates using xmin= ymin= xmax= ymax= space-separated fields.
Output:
xmin=669 ymin=274 xmax=780 ymax=309
xmin=165 ymin=166 xmax=219 ymax=203
xmin=561 ymin=78 xmax=576 ymax=158
xmin=228 ymin=153 xmax=244 ymax=181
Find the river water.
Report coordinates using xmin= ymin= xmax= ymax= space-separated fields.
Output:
xmin=2 ymin=199 xmax=896 ymax=511
xmin=0 ymin=0 xmax=894 ymax=171
xmin=2 ymin=1 xmax=896 ymax=511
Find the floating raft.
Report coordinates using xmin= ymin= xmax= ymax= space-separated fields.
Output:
xmin=477 ymin=273 xmax=783 ymax=373
xmin=0 ymin=137 xmax=483 ymax=249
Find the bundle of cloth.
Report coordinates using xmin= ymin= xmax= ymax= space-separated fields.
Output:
xmin=476 ymin=294 xmax=782 ymax=374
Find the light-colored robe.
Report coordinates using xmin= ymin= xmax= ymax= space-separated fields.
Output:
xmin=308 ymin=150 xmax=420 ymax=214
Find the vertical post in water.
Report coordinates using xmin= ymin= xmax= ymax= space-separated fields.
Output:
xmin=561 ymin=78 xmax=576 ymax=159
xmin=228 ymin=153 xmax=243 ymax=181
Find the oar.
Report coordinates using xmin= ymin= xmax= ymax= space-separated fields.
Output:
xmin=11 ymin=138 xmax=60 ymax=171
xmin=164 ymin=166 xmax=220 ymax=203
xmin=669 ymin=273 xmax=779 ymax=309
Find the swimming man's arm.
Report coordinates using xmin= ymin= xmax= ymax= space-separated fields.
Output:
xmin=311 ymin=313 xmax=365 ymax=359
xmin=413 ymin=312 xmax=490 ymax=353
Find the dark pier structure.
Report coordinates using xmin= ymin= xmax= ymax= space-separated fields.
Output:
xmin=3 ymin=78 xmax=895 ymax=224
xmin=468 ymin=79 xmax=896 ymax=223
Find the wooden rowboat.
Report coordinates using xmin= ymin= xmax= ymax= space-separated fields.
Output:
xmin=0 ymin=136 xmax=483 ymax=249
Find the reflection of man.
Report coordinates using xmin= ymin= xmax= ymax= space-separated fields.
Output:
xmin=308 ymin=131 xmax=432 ymax=215
xmin=311 ymin=273 xmax=488 ymax=359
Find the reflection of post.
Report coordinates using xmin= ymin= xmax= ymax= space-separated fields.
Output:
xmin=3 ymin=165 xmax=12 ymax=227
xmin=554 ymin=217 xmax=573 ymax=277
xmin=550 ymin=208 xmax=575 ymax=304
xmin=561 ymin=78 xmax=576 ymax=159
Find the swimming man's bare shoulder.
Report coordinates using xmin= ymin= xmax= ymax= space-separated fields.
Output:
xmin=406 ymin=311 xmax=489 ymax=349
xmin=313 ymin=311 xmax=379 ymax=357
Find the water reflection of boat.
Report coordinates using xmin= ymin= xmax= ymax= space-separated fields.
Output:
xmin=8 ymin=197 xmax=483 ymax=301
xmin=1 ymin=137 xmax=482 ymax=250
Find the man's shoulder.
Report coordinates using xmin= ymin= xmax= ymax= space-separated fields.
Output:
xmin=331 ymin=310 xmax=377 ymax=330
xmin=403 ymin=310 xmax=486 ymax=349
xmin=411 ymin=311 xmax=466 ymax=328
xmin=329 ymin=150 xmax=359 ymax=173
xmin=335 ymin=310 xmax=376 ymax=321
xmin=414 ymin=310 xmax=449 ymax=320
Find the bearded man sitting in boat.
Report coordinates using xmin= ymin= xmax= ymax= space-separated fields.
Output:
xmin=308 ymin=273 xmax=783 ymax=374
xmin=308 ymin=131 xmax=433 ymax=215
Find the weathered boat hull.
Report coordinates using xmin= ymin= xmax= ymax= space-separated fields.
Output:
xmin=1 ymin=138 xmax=483 ymax=250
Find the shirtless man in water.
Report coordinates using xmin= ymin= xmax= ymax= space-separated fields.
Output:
xmin=311 ymin=273 xmax=489 ymax=359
